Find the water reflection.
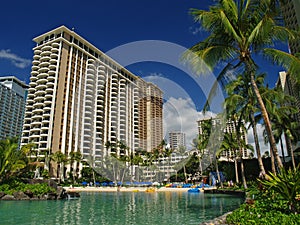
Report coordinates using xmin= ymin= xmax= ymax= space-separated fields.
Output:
xmin=0 ymin=192 xmax=243 ymax=225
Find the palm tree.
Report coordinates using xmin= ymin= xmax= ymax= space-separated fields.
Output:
xmin=219 ymin=132 xmax=240 ymax=184
xmin=263 ymin=87 xmax=300 ymax=169
xmin=0 ymin=138 xmax=27 ymax=181
xmin=51 ymin=151 xmax=68 ymax=182
xmin=183 ymin=0 xmax=298 ymax=169
xmin=225 ymin=73 xmax=266 ymax=175
xmin=69 ymin=151 xmax=82 ymax=183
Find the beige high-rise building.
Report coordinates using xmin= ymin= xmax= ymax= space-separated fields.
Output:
xmin=137 ymin=79 xmax=163 ymax=152
xmin=21 ymin=26 xmax=163 ymax=178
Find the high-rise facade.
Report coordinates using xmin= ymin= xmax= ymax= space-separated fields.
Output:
xmin=0 ymin=76 xmax=28 ymax=141
xmin=137 ymin=79 xmax=163 ymax=152
xmin=278 ymin=1 xmax=300 ymax=131
xmin=21 ymin=26 xmax=163 ymax=177
xmin=197 ymin=117 xmax=249 ymax=160
xmin=281 ymin=0 xmax=300 ymax=55
xmin=168 ymin=131 xmax=186 ymax=150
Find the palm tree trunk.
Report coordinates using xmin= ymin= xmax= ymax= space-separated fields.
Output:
xmin=279 ymin=137 xmax=285 ymax=165
xmin=270 ymin=148 xmax=276 ymax=175
xmin=240 ymin=157 xmax=247 ymax=189
xmin=249 ymin=70 xmax=283 ymax=168
xmin=284 ymin=133 xmax=296 ymax=169
xmin=215 ymin=159 xmax=223 ymax=188
xmin=183 ymin=165 xmax=187 ymax=183
xmin=234 ymin=158 xmax=239 ymax=183
xmin=250 ymin=112 xmax=266 ymax=174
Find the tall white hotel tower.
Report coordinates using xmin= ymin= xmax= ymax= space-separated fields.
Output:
xmin=21 ymin=26 xmax=163 ymax=178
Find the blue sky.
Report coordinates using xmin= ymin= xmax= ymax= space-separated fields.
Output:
xmin=0 ymin=0 xmax=289 ymax=149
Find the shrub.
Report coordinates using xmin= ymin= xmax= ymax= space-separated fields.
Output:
xmin=0 ymin=180 xmax=55 ymax=196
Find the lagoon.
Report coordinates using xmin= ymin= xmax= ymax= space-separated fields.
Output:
xmin=0 ymin=191 xmax=243 ymax=225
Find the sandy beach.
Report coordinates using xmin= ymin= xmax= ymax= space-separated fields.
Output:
xmin=64 ymin=186 xmax=216 ymax=193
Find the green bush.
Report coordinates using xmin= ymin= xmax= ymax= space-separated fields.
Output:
xmin=226 ymin=168 xmax=300 ymax=224
xmin=226 ymin=203 xmax=300 ymax=225
xmin=0 ymin=180 xmax=55 ymax=196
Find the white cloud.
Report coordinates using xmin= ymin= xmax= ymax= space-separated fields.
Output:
xmin=0 ymin=49 xmax=31 ymax=68
xmin=163 ymin=97 xmax=216 ymax=149
xmin=247 ymin=123 xmax=269 ymax=156
xmin=247 ymin=123 xmax=288 ymax=157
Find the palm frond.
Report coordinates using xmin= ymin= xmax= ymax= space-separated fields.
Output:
xmin=264 ymin=48 xmax=300 ymax=81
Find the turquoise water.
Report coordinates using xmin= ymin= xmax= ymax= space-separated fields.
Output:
xmin=0 ymin=192 xmax=243 ymax=225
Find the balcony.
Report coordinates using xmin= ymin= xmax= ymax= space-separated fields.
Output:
xmin=41 ymin=45 xmax=51 ymax=51
xmin=32 ymin=60 xmax=40 ymax=65
xmin=31 ymin=127 xmax=41 ymax=132
xmin=34 ymin=49 xmax=42 ymax=55
xmin=40 ymin=50 xmax=51 ymax=57
xmin=36 ymin=80 xmax=47 ymax=87
xmin=49 ymin=64 xmax=56 ymax=70
xmin=46 ymin=82 xmax=54 ymax=89
xmin=35 ymin=90 xmax=46 ymax=96
xmin=35 ymin=96 xmax=44 ymax=102
xmin=33 ymin=54 xmax=41 ymax=60
xmin=50 ymin=52 xmax=58 ymax=59
xmin=51 ymin=47 xmax=59 ymax=53
xmin=51 ymin=42 xmax=60 ymax=48
xmin=32 ymin=108 xmax=44 ymax=114
xmin=28 ymin=87 xmax=36 ymax=93
xmin=45 ymin=88 xmax=53 ymax=94
xmin=38 ymin=67 xmax=49 ymax=73
xmin=31 ymin=65 xmax=40 ymax=71
xmin=40 ymin=61 xmax=50 ymax=68
xmin=40 ymin=55 xmax=51 ymax=62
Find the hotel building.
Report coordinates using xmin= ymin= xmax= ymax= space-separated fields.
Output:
xmin=21 ymin=26 xmax=163 ymax=178
xmin=279 ymin=1 xmax=300 ymax=124
xmin=168 ymin=131 xmax=186 ymax=150
xmin=197 ymin=117 xmax=249 ymax=161
xmin=0 ymin=76 xmax=28 ymax=141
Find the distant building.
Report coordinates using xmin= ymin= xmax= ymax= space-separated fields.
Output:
xmin=169 ymin=131 xmax=186 ymax=150
xmin=281 ymin=0 xmax=300 ymax=55
xmin=0 ymin=76 xmax=28 ymax=141
xmin=197 ymin=117 xmax=249 ymax=161
xmin=279 ymin=1 xmax=300 ymax=125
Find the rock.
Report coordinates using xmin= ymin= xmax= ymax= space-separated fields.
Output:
xmin=13 ymin=191 xmax=30 ymax=200
xmin=0 ymin=192 xmax=6 ymax=199
xmin=24 ymin=189 xmax=34 ymax=198
xmin=2 ymin=195 xmax=16 ymax=200
xmin=56 ymin=186 xmax=65 ymax=199
xmin=48 ymin=179 xmax=58 ymax=190
xmin=46 ymin=193 xmax=57 ymax=200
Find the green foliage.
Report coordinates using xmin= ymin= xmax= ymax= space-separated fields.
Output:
xmin=226 ymin=168 xmax=300 ymax=224
xmin=260 ymin=167 xmax=300 ymax=213
xmin=0 ymin=179 xmax=55 ymax=196
xmin=226 ymin=203 xmax=300 ymax=225
xmin=0 ymin=138 xmax=27 ymax=181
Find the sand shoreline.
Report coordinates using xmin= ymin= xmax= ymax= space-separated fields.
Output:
xmin=64 ymin=186 xmax=216 ymax=193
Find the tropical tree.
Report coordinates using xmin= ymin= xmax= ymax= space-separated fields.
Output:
xmin=225 ymin=73 xmax=266 ymax=175
xmin=51 ymin=151 xmax=68 ymax=182
xmin=68 ymin=151 xmax=82 ymax=183
xmin=183 ymin=0 xmax=299 ymax=169
xmin=0 ymin=138 xmax=27 ymax=181
xmin=262 ymin=87 xmax=300 ymax=169
xmin=219 ymin=132 xmax=240 ymax=184
xmin=21 ymin=142 xmax=36 ymax=163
